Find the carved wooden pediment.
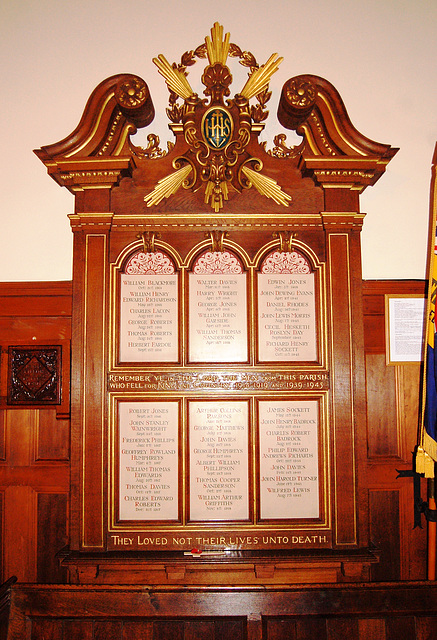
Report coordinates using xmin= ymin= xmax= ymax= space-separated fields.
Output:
xmin=35 ymin=22 xmax=397 ymax=213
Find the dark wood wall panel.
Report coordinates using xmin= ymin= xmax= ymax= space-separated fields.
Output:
xmin=93 ymin=619 xmax=123 ymax=640
xmin=357 ymin=618 xmax=386 ymax=640
xmin=385 ymin=617 xmax=416 ymax=640
xmin=0 ymin=413 xmax=5 ymax=461
xmin=121 ymin=621 xmax=153 ymax=640
xmin=369 ymin=490 xmax=401 ymax=581
xmin=62 ymin=619 xmax=93 ymax=639
xmin=17 ymin=615 xmax=437 ymax=640
xmin=416 ymin=616 xmax=437 ymax=640
xmin=366 ymin=354 xmax=399 ymax=458
xmin=6 ymin=583 xmax=437 ymax=640
xmin=4 ymin=485 xmax=36 ymax=583
xmin=264 ymin=619 xmax=297 ymax=640
xmin=36 ymin=411 xmax=69 ymax=461
xmin=326 ymin=618 xmax=359 ymax=640
xmin=37 ymin=493 xmax=68 ymax=583
xmin=398 ymin=363 xmax=422 ymax=459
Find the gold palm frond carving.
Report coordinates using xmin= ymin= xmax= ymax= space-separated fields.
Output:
xmin=240 ymin=53 xmax=283 ymax=100
xmin=152 ymin=54 xmax=194 ymax=99
xmin=205 ymin=22 xmax=230 ymax=66
xmin=241 ymin=166 xmax=291 ymax=206
xmin=144 ymin=164 xmax=193 ymax=207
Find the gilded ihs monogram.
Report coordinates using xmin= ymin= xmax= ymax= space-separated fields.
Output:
xmin=144 ymin=22 xmax=292 ymax=212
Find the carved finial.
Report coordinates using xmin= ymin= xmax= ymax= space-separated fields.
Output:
xmin=207 ymin=230 xmax=227 ymax=252
xmin=136 ymin=231 xmax=159 ymax=253
xmin=274 ymin=231 xmax=296 ymax=252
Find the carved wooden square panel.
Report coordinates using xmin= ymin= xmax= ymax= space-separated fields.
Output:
xmin=7 ymin=346 xmax=62 ymax=405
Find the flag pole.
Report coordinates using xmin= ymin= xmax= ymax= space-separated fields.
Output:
xmin=429 ymin=477 xmax=436 ymax=580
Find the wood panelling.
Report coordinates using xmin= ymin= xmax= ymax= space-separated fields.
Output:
xmin=36 ymin=411 xmax=69 ymax=461
xmin=0 ymin=414 xmax=5 ymax=462
xmin=366 ymin=354 xmax=399 ymax=458
xmin=364 ymin=280 xmax=428 ymax=581
xmin=0 ymin=278 xmax=430 ymax=586
xmin=416 ymin=617 xmax=437 ymax=640
xmin=5 ymin=582 xmax=437 ymax=640
xmin=369 ymin=490 xmax=401 ymax=580
xmin=385 ymin=617 xmax=416 ymax=640
xmin=0 ymin=283 xmax=70 ymax=584
xmin=37 ymin=493 xmax=68 ymax=583
xmin=4 ymin=486 xmax=36 ymax=583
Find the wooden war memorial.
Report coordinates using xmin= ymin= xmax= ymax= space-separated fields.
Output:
xmin=34 ymin=23 xmax=398 ymax=586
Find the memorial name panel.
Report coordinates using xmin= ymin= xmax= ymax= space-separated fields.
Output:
xmin=189 ymin=400 xmax=249 ymax=521
xmin=119 ymin=401 xmax=179 ymax=520
xmin=259 ymin=399 xmax=319 ymax=519
xmin=258 ymin=273 xmax=317 ymax=361
xmin=120 ymin=274 xmax=179 ymax=362
xmin=188 ymin=273 xmax=248 ymax=362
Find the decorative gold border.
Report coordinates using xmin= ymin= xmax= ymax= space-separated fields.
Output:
xmin=201 ymin=106 xmax=234 ymax=151
xmin=82 ymin=232 xmax=107 ymax=549
xmin=107 ymin=392 xmax=330 ymax=536
xmin=105 ymin=233 xmax=332 ymax=547
xmin=327 ymin=232 xmax=357 ymax=546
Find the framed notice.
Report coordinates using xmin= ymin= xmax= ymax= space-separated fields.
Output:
xmin=258 ymin=399 xmax=319 ymax=519
xmin=188 ymin=400 xmax=249 ymax=521
xmin=120 ymin=274 xmax=179 ymax=362
xmin=257 ymin=272 xmax=317 ymax=362
xmin=119 ymin=401 xmax=179 ymax=521
xmin=188 ymin=273 xmax=248 ymax=362
xmin=385 ymin=294 xmax=426 ymax=364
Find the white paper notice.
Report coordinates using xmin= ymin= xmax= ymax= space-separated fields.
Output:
xmin=388 ymin=297 xmax=426 ymax=363
xmin=119 ymin=401 xmax=179 ymax=521
xmin=259 ymin=400 xmax=319 ymax=519
xmin=120 ymin=275 xmax=178 ymax=362
xmin=188 ymin=274 xmax=247 ymax=362
xmin=258 ymin=273 xmax=317 ymax=361
xmin=189 ymin=401 xmax=249 ymax=521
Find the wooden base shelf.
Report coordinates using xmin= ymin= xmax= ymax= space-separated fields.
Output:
xmin=60 ymin=548 xmax=379 ymax=585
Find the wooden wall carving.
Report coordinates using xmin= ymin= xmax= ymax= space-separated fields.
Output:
xmin=7 ymin=346 xmax=61 ymax=405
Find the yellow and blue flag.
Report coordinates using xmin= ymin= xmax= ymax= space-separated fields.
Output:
xmin=417 ymin=144 xmax=437 ymax=478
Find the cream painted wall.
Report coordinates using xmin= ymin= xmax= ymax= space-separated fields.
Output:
xmin=1 ymin=0 xmax=436 ymax=281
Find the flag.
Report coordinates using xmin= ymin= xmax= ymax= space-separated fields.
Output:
xmin=417 ymin=143 xmax=437 ymax=478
